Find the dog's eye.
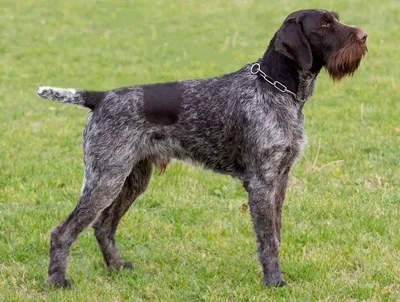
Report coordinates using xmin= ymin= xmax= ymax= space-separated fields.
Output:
xmin=321 ymin=21 xmax=331 ymax=28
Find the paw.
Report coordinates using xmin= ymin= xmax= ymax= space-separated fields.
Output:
xmin=108 ymin=260 xmax=134 ymax=271
xmin=264 ymin=278 xmax=287 ymax=287
xmin=46 ymin=274 xmax=72 ymax=288
xmin=122 ymin=261 xmax=134 ymax=270
xmin=261 ymin=257 xmax=286 ymax=287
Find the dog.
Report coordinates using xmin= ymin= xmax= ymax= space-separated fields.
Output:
xmin=37 ymin=9 xmax=367 ymax=287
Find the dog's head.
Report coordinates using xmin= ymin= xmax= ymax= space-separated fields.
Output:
xmin=274 ymin=9 xmax=367 ymax=80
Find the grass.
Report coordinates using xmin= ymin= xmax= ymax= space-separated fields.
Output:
xmin=1 ymin=0 xmax=399 ymax=300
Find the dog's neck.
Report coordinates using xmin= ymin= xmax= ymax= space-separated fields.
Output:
xmin=259 ymin=35 xmax=322 ymax=102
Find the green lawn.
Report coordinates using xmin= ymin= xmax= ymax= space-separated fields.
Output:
xmin=1 ymin=0 xmax=399 ymax=300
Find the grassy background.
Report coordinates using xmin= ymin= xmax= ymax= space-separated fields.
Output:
xmin=1 ymin=0 xmax=399 ymax=300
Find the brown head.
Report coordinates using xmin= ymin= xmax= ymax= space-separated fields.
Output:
xmin=273 ymin=9 xmax=367 ymax=81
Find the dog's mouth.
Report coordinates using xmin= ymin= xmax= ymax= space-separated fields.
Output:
xmin=326 ymin=37 xmax=367 ymax=81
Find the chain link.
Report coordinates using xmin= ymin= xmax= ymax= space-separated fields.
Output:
xmin=250 ymin=63 xmax=299 ymax=100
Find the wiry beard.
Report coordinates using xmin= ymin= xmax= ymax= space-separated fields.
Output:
xmin=326 ymin=37 xmax=367 ymax=81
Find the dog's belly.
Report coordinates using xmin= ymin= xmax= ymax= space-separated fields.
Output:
xmin=170 ymin=137 xmax=247 ymax=177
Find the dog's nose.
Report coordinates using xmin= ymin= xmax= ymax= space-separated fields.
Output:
xmin=357 ymin=29 xmax=368 ymax=42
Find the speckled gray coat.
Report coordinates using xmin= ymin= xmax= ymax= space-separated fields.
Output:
xmin=37 ymin=9 xmax=367 ymax=288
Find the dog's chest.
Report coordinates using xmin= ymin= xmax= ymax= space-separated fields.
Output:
xmin=284 ymin=128 xmax=306 ymax=167
xmin=251 ymin=102 xmax=306 ymax=167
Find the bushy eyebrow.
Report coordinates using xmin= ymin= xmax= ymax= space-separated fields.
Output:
xmin=331 ymin=11 xmax=340 ymax=20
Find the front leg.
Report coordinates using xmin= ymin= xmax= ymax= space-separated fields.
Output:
xmin=246 ymin=176 xmax=286 ymax=287
xmin=274 ymin=168 xmax=290 ymax=244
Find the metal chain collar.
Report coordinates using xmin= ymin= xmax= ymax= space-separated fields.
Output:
xmin=250 ymin=63 xmax=300 ymax=101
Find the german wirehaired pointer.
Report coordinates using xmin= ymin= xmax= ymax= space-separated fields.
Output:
xmin=37 ymin=9 xmax=367 ymax=287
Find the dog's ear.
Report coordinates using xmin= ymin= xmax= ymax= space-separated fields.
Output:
xmin=274 ymin=17 xmax=313 ymax=70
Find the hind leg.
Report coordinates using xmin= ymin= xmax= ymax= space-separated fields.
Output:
xmin=46 ymin=113 xmax=141 ymax=287
xmin=92 ymin=159 xmax=152 ymax=270
xmin=46 ymin=158 xmax=136 ymax=288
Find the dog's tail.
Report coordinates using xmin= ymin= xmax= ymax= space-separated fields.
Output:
xmin=36 ymin=86 xmax=105 ymax=110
